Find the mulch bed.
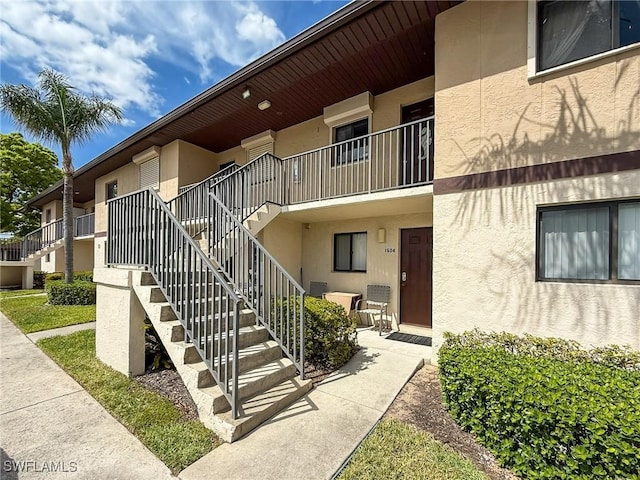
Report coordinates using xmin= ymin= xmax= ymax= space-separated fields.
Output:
xmin=385 ymin=364 xmax=519 ymax=480
xmin=134 ymin=369 xmax=200 ymax=421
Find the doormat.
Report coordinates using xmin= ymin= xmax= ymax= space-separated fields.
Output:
xmin=386 ymin=332 xmax=432 ymax=346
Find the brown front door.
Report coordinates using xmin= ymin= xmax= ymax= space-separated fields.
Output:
xmin=401 ymin=99 xmax=434 ymax=185
xmin=400 ymin=227 xmax=432 ymax=327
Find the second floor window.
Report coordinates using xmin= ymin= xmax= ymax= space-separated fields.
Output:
xmin=538 ymin=0 xmax=640 ymax=71
xmin=334 ymin=118 xmax=369 ymax=165
xmin=106 ymin=181 xmax=118 ymax=200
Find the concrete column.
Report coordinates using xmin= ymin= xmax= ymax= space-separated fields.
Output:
xmin=22 ymin=266 xmax=34 ymax=290
xmin=94 ymin=267 xmax=146 ymax=377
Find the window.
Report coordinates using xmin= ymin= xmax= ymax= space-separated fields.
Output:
xmin=45 ymin=253 xmax=50 ymax=263
xmin=334 ymin=118 xmax=369 ymax=165
xmin=45 ymin=209 xmax=52 ymax=223
xmin=537 ymin=201 xmax=640 ymax=282
xmin=139 ymin=157 xmax=159 ymax=189
xmin=106 ymin=181 xmax=118 ymax=200
xmin=537 ymin=0 xmax=640 ymax=71
xmin=334 ymin=232 xmax=367 ymax=272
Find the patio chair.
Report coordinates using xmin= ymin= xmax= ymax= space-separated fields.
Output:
xmin=355 ymin=284 xmax=391 ymax=335
xmin=309 ymin=281 xmax=328 ymax=298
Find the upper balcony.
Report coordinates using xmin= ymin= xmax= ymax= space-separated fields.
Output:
xmin=282 ymin=117 xmax=433 ymax=206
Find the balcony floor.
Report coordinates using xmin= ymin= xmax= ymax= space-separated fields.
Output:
xmin=280 ymin=184 xmax=432 ymax=222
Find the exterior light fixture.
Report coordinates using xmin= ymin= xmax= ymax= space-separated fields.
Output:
xmin=377 ymin=228 xmax=386 ymax=243
xmin=242 ymin=87 xmax=251 ymax=99
xmin=258 ymin=100 xmax=271 ymax=111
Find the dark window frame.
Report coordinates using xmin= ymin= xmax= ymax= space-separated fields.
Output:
xmin=106 ymin=181 xmax=118 ymax=200
xmin=537 ymin=0 xmax=640 ymax=71
xmin=333 ymin=231 xmax=367 ymax=273
xmin=332 ymin=118 xmax=369 ymax=166
xmin=536 ymin=199 xmax=640 ymax=284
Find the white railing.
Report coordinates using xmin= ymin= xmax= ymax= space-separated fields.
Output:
xmin=282 ymin=116 xmax=433 ymax=204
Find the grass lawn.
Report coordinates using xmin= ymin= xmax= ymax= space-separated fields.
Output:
xmin=0 ymin=289 xmax=45 ymax=298
xmin=339 ymin=419 xmax=489 ymax=480
xmin=38 ymin=330 xmax=218 ymax=473
xmin=0 ymin=294 xmax=95 ymax=333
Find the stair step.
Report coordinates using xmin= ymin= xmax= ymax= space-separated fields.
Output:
xmin=201 ymin=358 xmax=298 ymax=413
xmin=183 ymin=340 xmax=282 ymax=388
xmin=186 ymin=325 xmax=269 ymax=355
xmin=217 ymin=377 xmax=313 ymax=442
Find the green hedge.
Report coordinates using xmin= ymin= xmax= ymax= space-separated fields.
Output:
xmin=439 ymin=330 xmax=640 ymax=479
xmin=46 ymin=280 xmax=96 ymax=305
xmin=277 ymin=296 xmax=358 ymax=370
xmin=33 ymin=271 xmax=46 ymax=289
xmin=44 ymin=270 xmax=93 ymax=284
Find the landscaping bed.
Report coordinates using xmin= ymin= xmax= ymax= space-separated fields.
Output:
xmin=385 ymin=365 xmax=518 ymax=480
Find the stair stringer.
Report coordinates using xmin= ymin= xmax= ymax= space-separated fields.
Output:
xmin=130 ymin=270 xmax=312 ymax=442
xmin=26 ymin=239 xmax=64 ymax=260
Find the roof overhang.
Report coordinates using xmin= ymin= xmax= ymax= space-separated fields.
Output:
xmin=28 ymin=0 xmax=461 ymax=208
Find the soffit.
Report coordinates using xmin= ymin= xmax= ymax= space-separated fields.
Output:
xmin=31 ymin=0 xmax=461 ymax=207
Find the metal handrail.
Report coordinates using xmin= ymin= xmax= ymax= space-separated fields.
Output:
xmin=74 ymin=213 xmax=95 ymax=237
xmin=0 ymin=240 xmax=23 ymax=261
xmin=167 ymin=163 xmax=239 ymax=223
xmin=211 ymin=153 xmax=285 ymax=222
xmin=207 ymin=187 xmax=305 ymax=376
xmin=107 ymin=188 xmax=243 ymax=418
xmin=22 ymin=218 xmax=64 ymax=258
xmin=281 ymin=116 xmax=434 ymax=204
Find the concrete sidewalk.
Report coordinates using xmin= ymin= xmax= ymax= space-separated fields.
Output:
xmin=180 ymin=328 xmax=430 ymax=480
xmin=0 ymin=313 xmax=174 ymax=480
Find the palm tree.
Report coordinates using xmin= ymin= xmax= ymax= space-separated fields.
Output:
xmin=0 ymin=68 xmax=122 ymax=283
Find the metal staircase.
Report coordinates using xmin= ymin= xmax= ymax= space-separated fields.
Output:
xmin=107 ymin=156 xmax=309 ymax=441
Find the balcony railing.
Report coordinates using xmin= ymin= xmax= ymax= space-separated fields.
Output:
xmin=0 ymin=240 xmax=23 ymax=261
xmin=282 ymin=116 xmax=433 ymax=204
xmin=74 ymin=213 xmax=95 ymax=238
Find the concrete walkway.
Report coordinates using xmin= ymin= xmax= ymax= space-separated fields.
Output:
xmin=180 ymin=328 xmax=430 ymax=480
xmin=0 ymin=313 xmax=174 ymax=480
xmin=26 ymin=321 xmax=96 ymax=343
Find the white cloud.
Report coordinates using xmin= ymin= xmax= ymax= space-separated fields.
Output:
xmin=0 ymin=0 xmax=286 ymax=118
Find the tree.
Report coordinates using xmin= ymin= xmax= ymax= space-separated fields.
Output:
xmin=0 ymin=132 xmax=62 ymax=236
xmin=0 ymin=68 xmax=123 ymax=283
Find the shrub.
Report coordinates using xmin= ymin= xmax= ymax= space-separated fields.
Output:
xmin=439 ymin=330 xmax=640 ymax=479
xmin=45 ymin=272 xmax=63 ymax=283
xmin=45 ymin=270 xmax=94 ymax=284
xmin=47 ymin=280 xmax=96 ymax=305
xmin=33 ymin=271 xmax=46 ymax=289
xmin=277 ymin=296 xmax=358 ymax=370
xmin=74 ymin=270 xmax=93 ymax=282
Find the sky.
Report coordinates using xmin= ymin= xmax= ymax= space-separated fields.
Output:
xmin=0 ymin=0 xmax=350 ymax=169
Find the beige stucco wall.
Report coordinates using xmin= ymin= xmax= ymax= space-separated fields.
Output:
xmin=0 ymin=265 xmax=23 ymax=287
xmin=177 ymin=141 xmax=219 ymax=187
xmin=94 ymin=267 xmax=146 ymax=376
xmin=260 ymin=217 xmax=303 ymax=283
xmin=73 ymin=240 xmax=94 ymax=271
xmin=40 ymin=200 xmax=63 ymax=225
xmin=435 ymin=0 xmax=640 ymax=179
xmin=94 ymin=162 xmax=139 ymax=233
xmin=301 ymin=212 xmax=432 ymax=323
xmin=158 ymin=141 xmax=179 ymax=200
xmin=433 ymin=170 xmax=640 ymax=353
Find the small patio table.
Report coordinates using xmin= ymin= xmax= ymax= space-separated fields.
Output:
xmin=322 ymin=292 xmax=362 ymax=318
